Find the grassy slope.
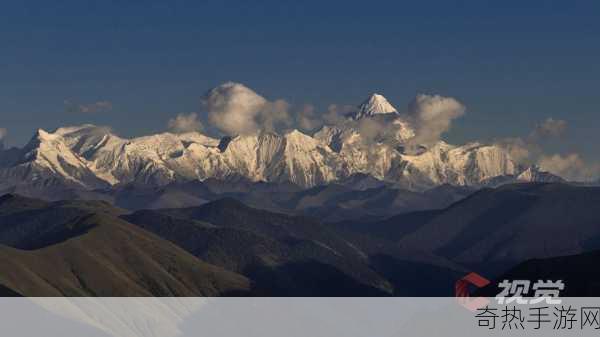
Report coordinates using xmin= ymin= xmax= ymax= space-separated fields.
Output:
xmin=0 ymin=213 xmax=250 ymax=296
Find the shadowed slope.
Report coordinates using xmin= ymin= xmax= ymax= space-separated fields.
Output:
xmin=0 ymin=195 xmax=251 ymax=296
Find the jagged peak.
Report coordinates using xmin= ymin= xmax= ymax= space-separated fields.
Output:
xmin=25 ymin=126 xmax=112 ymax=148
xmin=352 ymin=93 xmax=399 ymax=120
xmin=517 ymin=165 xmax=565 ymax=183
xmin=284 ymin=129 xmax=320 ymax=150
xmin=0 ymin=119 xmax=568 ymax=190
xmin=284 ymin=129 xmax=312 ymax=140
xmin=55 ymin=124 xmax=220 ymax=147
xmin=34 ymin=128 xmax=57 ymax=141
xmin=518 ymin=165 xmax=544 ymax=178
xmin=285 ymin=129 xmax=305 ymax=136
xmin=20 ymin=129 xmax=60 ymax=153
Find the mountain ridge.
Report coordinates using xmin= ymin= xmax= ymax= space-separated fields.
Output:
xmin=0 ymin=94 xmax=560 ymax=191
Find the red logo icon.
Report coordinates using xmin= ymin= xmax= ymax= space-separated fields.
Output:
xmin=455 ymin=272 xmax=491 ymax=311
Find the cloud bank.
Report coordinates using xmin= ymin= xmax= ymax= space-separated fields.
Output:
xmin=539 ymin=153 xmax=600 ymax=181
xmin=204 ymin=82 xmax=291 ymax=136
xmin=494 ymin=117 xmax=599 ymax=181
xmin=494 ymin=117 xmax=569 ymax=166
xmin=201 ymin=83 xmax=467 ymax=149
xmin=406 ymin=94 xmax=466 ymax=150
xmin=168 ymin=112 xmax=204 ymax=133
xmin=196 ymin=82 xmax=597 ymax=181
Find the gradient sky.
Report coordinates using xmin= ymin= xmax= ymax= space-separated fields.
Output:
xmin=1 ymin=1 xmax=599 ymax=164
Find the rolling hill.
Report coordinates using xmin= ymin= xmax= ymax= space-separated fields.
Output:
xmin=0 ymin=195 xmax=251 ymax=296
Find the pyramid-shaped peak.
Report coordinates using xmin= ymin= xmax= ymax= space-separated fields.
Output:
xmin=352 ymin=93 xmax=399 ymax=119
xmin=517 ymin=165 xmax=565 ymax=183
xmin=368 ymin=93 xmax=389 ymax=101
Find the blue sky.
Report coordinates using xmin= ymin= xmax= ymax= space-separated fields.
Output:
xmin=1 ymin=1 xmax=599 ymax=164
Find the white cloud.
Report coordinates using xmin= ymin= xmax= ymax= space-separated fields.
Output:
xmin=538 ymin=153 xmax=600 ymax=181
xmin=200 ymin=85 xmax=597 ymax=181
xmin=494 ymin=137 xmax=536 ymax=164
xmin=204 ymin=82 xmax=291 ymax=136
xmin=493 ymin=118 xmax=600 ymax=181
xmin=168 ymin=112 xmax=204 ymax=133
xmin=494 ymin=118 xmax=569 ymax=164
xmin=405 ymin=94 xmax=466 ymax=150
xmin=65 ymin=100 xmax=113 ymax=114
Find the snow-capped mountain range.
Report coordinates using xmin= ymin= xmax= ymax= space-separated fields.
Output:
xmin=0 ymin=94 xmax=561 ymax=192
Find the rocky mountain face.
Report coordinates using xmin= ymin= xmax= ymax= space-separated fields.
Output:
xmin=0 ymin=94 xmax=557 ymax=192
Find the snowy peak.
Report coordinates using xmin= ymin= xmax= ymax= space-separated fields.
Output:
xmin=0 ymin=128 xmax=109 ymax=189
xmin=284 ymin=129 xmax=321 ymax=149
xmin=0 ymin=123 xmax=568 ymax=191
xmin=21 ymin=128 xmax=68 ymax=161
xmin=517 ymin=166 xmax=565 ymax=183
xmin=352 ymin=93 xmax=399 ymax=119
